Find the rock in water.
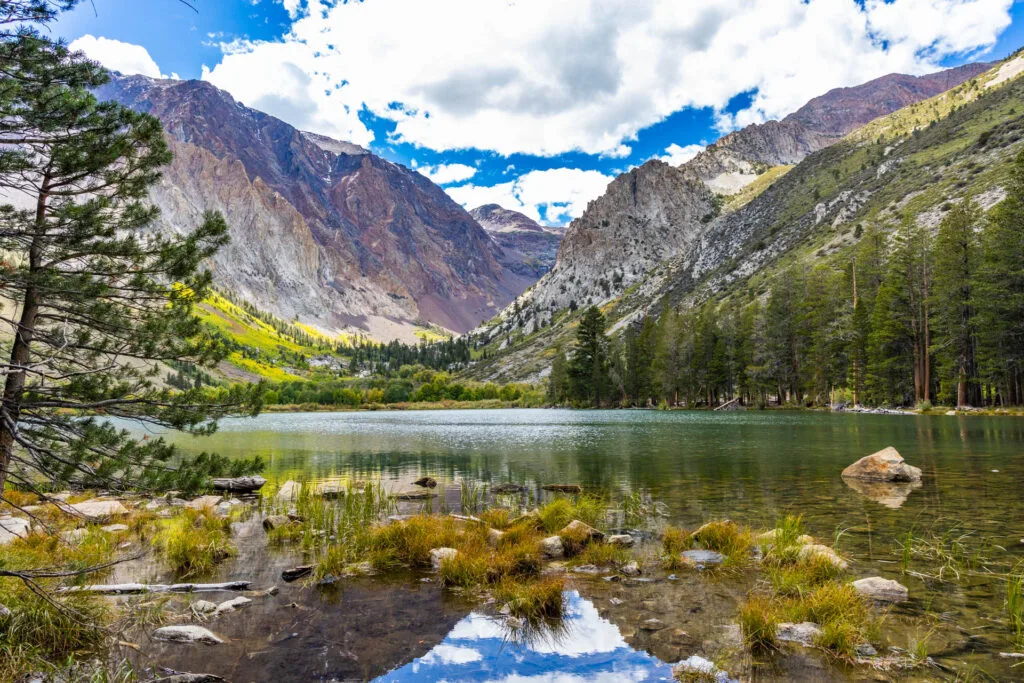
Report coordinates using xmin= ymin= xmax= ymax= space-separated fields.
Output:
xmin=153 ymin=625 xmax=224 ymax=645
xmin=541 ymin=484 xmax=582 ymax=493
xmin=851 ymin=577 xmax=909 ymax=603
xmin=262 ymin=515 xmax=291 ymax=531
xmin=394 ymin=491 xmax=438 ymax=500
xmin=607 ymin=534 xmax=634 ymax=547
xmin=540 ymin=536 xmax=564 ymax=559
xmin=492 ymin=483 xmax=525 ymax=494
xmin=841 ymin=447 xmax=922 ymax=482
xmin=413 ymin=476 xmax=437 ymax=488
xmin=798 ymin=544 xmax=849 ymax=570
xmin=429 ymin=547 xmax=458 ymax=570
xmin=281 ymin=565 xmax=313 ymax=582
xmin=276 ymin=480 xmax=300 ymax=501
xmin=214 ymin=596 xmax=252 ymax=614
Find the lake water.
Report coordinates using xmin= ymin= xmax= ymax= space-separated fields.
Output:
xmin=128 ymin=409 xmax=1024 ymax=681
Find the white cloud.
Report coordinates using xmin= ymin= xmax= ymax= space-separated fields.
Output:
xmin=659 ymin=143 xmax=705 ymax=166
xmin=69 ymin=35 xmax=168 ymax=79
xmin=446 ymin=168 xmax=613 ymax=225
xmin=416 ymin=162 xmax=478 ymax=185
xmin=198 ymin=0 xmax=1011 ymax=157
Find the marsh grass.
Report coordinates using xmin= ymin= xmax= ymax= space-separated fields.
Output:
xmin=894 ymin=523 xmax=1004 ymax=582
xmin=739 ymin=594 xmax=778 ymax=652
xmin=1008 ymin=563 xmax=1024 ymax=645
xmin=494 ymin=577 xmax=565 ymax=623
xmin=152 ymin=508 xmax=235 ymax=577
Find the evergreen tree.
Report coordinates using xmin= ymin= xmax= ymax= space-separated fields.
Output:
xmin=0 ymin=1 xmax=262 ymax=494
xmin=567 ymin=306 xmax=609 ymax=407
xmin=547 ymin=345 xmax=568 ymax=404
xmin=931 ymin=199 xmax=982 ymax=406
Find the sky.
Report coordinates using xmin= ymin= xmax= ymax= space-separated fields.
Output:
xmin=55 ymin=0 xmax=1024 ymax=226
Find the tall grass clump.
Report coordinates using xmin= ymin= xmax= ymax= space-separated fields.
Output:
xmin=538 ymin=496 xmax=606 ymax=533
xmin=153 ymin=508 xmax=235 ymax=577
xmin=738 ymin=594 xmax=778 ymax=653
xmin=691 ymin=520 xmax=754 ymax=562
xmin=1008 ymin=563 xmax=1024 ymax=645
xmin=494 ymin=577 xmax=565 ymax=623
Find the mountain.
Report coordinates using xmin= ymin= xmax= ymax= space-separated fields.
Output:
xmin=688 ymin=62 xmax=993 ymax=193
xmin=469 ymin=55 xmax=1023 ymax=382
xmin=470 ymin=204 xmax=564 ymax=278
xmin=96 ymin=75 xmax=533 ymax=342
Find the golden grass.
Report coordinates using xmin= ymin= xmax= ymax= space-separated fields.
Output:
xmin=152 ymin=508 xmax=235 ymax=578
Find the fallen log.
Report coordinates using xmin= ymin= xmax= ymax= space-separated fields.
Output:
xmin=211 ymin=476 xmax=266 ymax=493
xmin=541 ymin=484 xmax=583 ymax=493
xmin=58 ymin=581 xmax=250 ymax=595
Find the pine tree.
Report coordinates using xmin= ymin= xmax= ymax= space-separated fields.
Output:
xmin=0 ymin=2 xmax=262 ymax=494
xmin=931 ymin=199 xmax=981 ymax=407
xmin=547 ymin=346 xmax=568 ymax=404
xmin=567 ymin=306 xmax=609 ymax=407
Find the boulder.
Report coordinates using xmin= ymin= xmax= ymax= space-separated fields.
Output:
xmin=276 ymin=480 xmax=301 ymax=501
xmin=777 ymin=622 xmax=822 ymax=647
xmin=851 ymin=576 xmax=909 ymax=603
xmin=153 ymin=625 xmax=223 ymax=645
xmin=0 ymin=516 xmax=31 ymax=545
xmin=65 ymin=499 xmax=128 ymax=521
xmin=413 ymin=476 xmax=438 ymax=488
xmin=540 ymin=535 xmax=564 ymax=559
xmin=681 ymin=549 xmax=725 ymax=569
xmin=429 ymin=547 xmax=458 ymax=570
xmin=186 ymin=495 xmax=223 ymax=511
xmin=559 ymin=520 xmax=604 ymax=542
xmin=211 ymin=476 xmax=266 ymax=493
xmin=798 ymin=544 xmax=849 ymax=570
xmin=607 ymin=534 xmax=634 ymax=547
xmin=841 ymin=447 xmax=922 ymax=483
xmin=192 ymin=600 xmax=217 ymax=614
xmin=262 ymin=515 xmax=291 ymax=531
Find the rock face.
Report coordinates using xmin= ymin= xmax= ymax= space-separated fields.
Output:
xmin=842 ymin=447 xmax=922 ymax=483
xmin=471 ymin=204 xmax=565 ymax=278
xmin=852 ymin=577 xmax=909 ymax=603
xmin=96 ymin=75 xmax=533 ymax=341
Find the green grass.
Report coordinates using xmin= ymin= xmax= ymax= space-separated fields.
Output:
xmin=152 ymin=508 xmax=235 ymax=578
xmin=738 ymin=594 xmax=778 ymax=653
xmin=494 ymin=577 xmax=565 ymax=623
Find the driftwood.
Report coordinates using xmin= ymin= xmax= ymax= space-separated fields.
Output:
xmin=541 ymin=484 xmax=583 ymax=493
xmin=153 ymin=675 xmax=225 ymax=683
xmin=58 ymin=581 xmax=250 ymax=595
xmin=211 ymin=476 xmax=267 ymax=493
xmin=714 ymin=397 xmax=741 ymax=411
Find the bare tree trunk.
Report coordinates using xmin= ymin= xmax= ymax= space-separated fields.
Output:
xmin=0 ymin=176 xmax=48 ymax=492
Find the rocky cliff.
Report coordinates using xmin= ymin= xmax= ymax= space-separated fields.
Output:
xmin=470 ymin=204 xmax=564 ymax=278
xmin=97 ymin=75 xmax=532 ymax=341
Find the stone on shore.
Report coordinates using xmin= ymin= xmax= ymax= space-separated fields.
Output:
xmin=192 ymin=600 xmax=217 ymax=614
xmin=262 ymin=515 xmax=292 ymax=531
xmin=852 ymin=576 xmax=909 ymax=603
xmin=608 ymin=534 xmax=634 ymax=547
xmin=429 ymin=547 xmax=458 ymax=570
xmin=0 ymin=516 xmax=31 ymax=545
xmin=213 ymin=596 xmax=251 ymax=614
xmin=153 ymin=625 xmax=224 ymax=645
xmin=841 ymin=447 xmax=922 ymax=483
xmin=66 ymin=499 xmax=128 ymax=521
xmin=777 ymin=622 xmax=822 ymax=647
xmin=211 ymin=476 xmax=266 ymax=493
xmin=487 ymin=528 xmax=504 ymax=546
xmin=798 ymin=544 xmax=849 ymax=570
xmin=186 ymin=495 xmax=223 ymax=510
xmin=680 ymin=549 xmax=726 ymax=569
xmin=540 ymin=535 xmax=564 ymax=559
xmin=100 ymin=524 xmax=129 ymax=533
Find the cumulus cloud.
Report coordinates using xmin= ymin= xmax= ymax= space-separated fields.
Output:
xmin=446 ymin=168 xmax=613 ymax=225
xmin=199 ymin=0 xmax=1011 ymax=156
xmin=70 ymin=35 xmax=170 ymax=79
xmin=415 ymin=162 xmax=478 ymax=186
xmin=659 ymin=143 xmax=705 ymax=166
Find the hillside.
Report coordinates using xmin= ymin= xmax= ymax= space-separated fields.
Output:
xmin=471 ymin=204 xmax=564 ymax=278
xmin=96 ymin=76 xmax=533 ymax=343
xmin=467 ymin=53 xmax=1024 ymax=384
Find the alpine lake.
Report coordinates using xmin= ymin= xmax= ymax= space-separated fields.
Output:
xmin=110 ymin=409 xmax=1024 ymax=682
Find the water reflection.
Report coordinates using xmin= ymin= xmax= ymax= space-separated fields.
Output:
xmin=376 ymin=591 xmax=675 ymax=682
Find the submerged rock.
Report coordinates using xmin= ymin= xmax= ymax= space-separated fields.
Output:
xmin=413 ymin=476 xmax=438 ymax=488
xmin=153 ymin=625 xmax=224 ymax=645
xmin=777 ymin=621 xmax=822 ymax=647
xmin=540 ymin=535 xmax=565 ymax=559
xmin=429 ymin=547 xmax=458 ymax=570
xmin=492 ymin=483 xmax=525 ymax=494
xmin=541 ymin=484 xmax=582 ymax=493
xmin=276 ymin=480 xmax=300 ymax=501
xmin=852 ymin=576 xmax=909 ymax=603
xmin=680 ymin=549 xmax=725 ymax=569
xmin=394 ymin=491 xmax=438 ymax=500
xmin=842 ymin=447 xmax=922 ymax=482
xmin=262 ymin=515 xmax=291 ymax=531
xmin=214 ymin=596 xmax=251 ymax=614
xmin=843 ymin=477 xmax=922 ymax=509
xmin=281 ymin=565 xmax=313 ymax=582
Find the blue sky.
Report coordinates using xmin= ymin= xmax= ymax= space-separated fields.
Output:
xmin=56 ymin=0 xmax=1024 ymax=225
